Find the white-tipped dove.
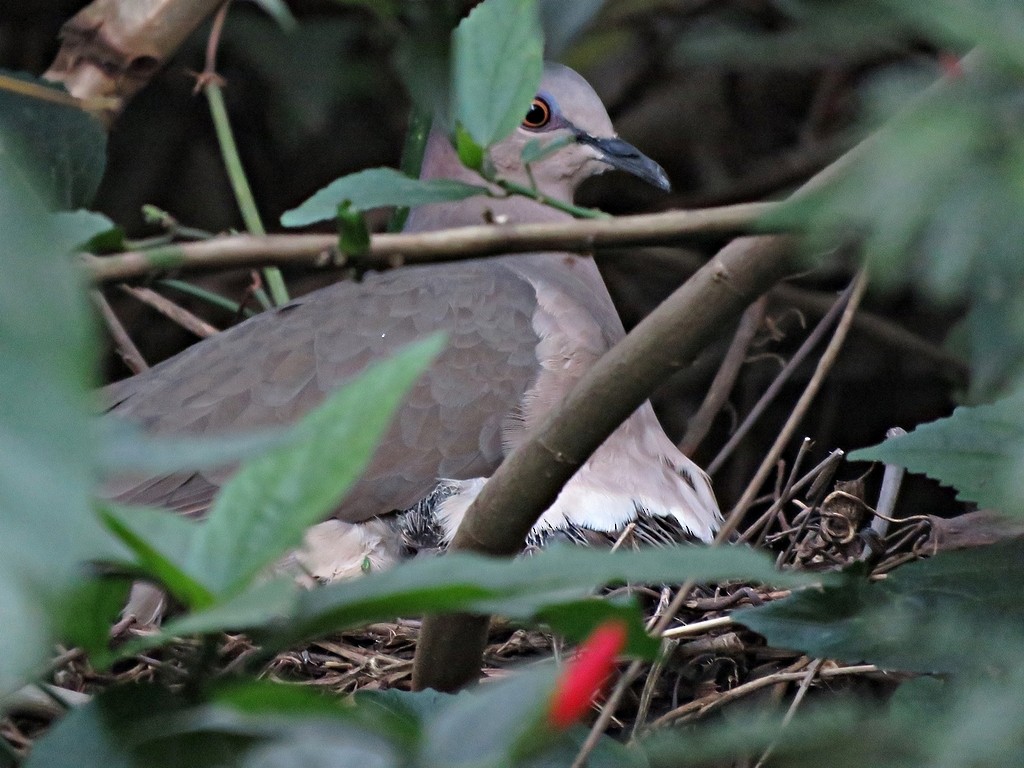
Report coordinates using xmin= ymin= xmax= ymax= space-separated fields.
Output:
xmin=106 ymin=63 xmax=721 ymax=591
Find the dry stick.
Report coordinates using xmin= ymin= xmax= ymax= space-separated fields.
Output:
xmin=730 ymin=269 xmax=867 ymax=553
xmin=575 ymin=272 xmax=867 ymax=767
xmin=752 ymin=437 xmax=813 ymax=547
xmin=82 ymin=203 xmax=774 ymax=283
xmin=772 ymin=284 xmax=968 ymax=383
xmin=679 ymin=296 xmax=768 ymax=456
xmin=752 ymin=658 xmax=824 ymax=768
xmin=119 ymin=285 xmax=219 ymax=338
xmin=741 ymin=447 xmax=842 ymax=546
xmin=707 ymin=278 xmax=855 ymax=476
xmin=650 ymin=662 xmax=878 ymax=729
xmin=91 ymin=290 xmax=148 ymax=373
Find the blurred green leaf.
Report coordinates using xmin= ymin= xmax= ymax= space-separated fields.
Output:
xmin=279 ymin=545 xmax=819 ymax=648
xmin=673 ymin=1 xmax=908 ymax=68
xmin=735 ymin=541 xmax=1024 ymax=672
xmin=0 ymin=70 xmax=107 ymax=209
xmin=186 ymin=334 xmax=444 ymax=596
xmin=452 ymin=0 xmax=544 ymax=147
xmin=422 ymin=664 xmax=557 ymax=766
xmin=280 ymin=167 xmax=486 ymax=227
xmin=880 ymin=0 xmax=1024 ymax=71
xmin=0 ymin=130 xmax=117 ymax=695
xmin=521 ymin=135 xmax=573 ymax=165
xmin=155 ymin=578 xmax=298 ymax=639
xmin=539 ymin=0 xmax=607 ymax=58
xmin=26 ymin=683 xmax=404 ymax=768
xmin=58 ymin=578 xmax=132 ymax=667
xmin=769 ymin=66 xmax=1024 ymax=398
xmin=99 ymin=505 xmax=214 ymax=610
xmin=98 ymin=419 xmax=290 ymax=477
xmin=247 ymin=0 xmax=298 ymax=32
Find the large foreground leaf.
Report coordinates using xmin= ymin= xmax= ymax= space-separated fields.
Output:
xmin=452 ymin=0 xmax=544 ymax=148
xmin=849 ymin=389 xmax=1024 ymax=517
xmin=735 ymin=541 xmax=1024 ymax=672
xmin=0 ymin=134 xmax=114 ymax=695
xmin=102 ymin=336 xmax=445 ymax=602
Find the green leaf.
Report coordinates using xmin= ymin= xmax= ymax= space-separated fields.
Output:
xmin=186 ymin=335 xmax=446 ymax=596
xmin=25 ymin=683 xmax=405 ymax=768
xmin=454 ymin=123 xmax=485 ymax=171
xmin=98 ymin=418 xmax=290 ymax=477
xmin=58 ymin=577 xmax=132 ymax=667
xmin=849 ymin=389 xmax=1024 ymax=516
xmin=422 ymin=664 xmax=557 ymax=766
xmin=735 ymin=541 xmax=1024 ymax=672
xmin=879 ymin=0 xmax=1024 ymax=71
xmin=248 ymin=0 xmax=298 ymax=32
xmin=0 ymin=70 xmax=107 ymax=209
xmin=539 ymin=0 xmax=607 ymax=58
xmin=280 ymin=167 xmax=486 ymax=227
xmin=452 ymin=0 xmax=544 ymax=147
xmin=767 ymin=66 xmax=1024 ymax=399
xmin=156 ymin=578 xmax=299 ymax=639
xmin=0 ymin=130 xmax=116 ymax=695
xmin=538 ymin=599 xmax=659 ymax=658
xmin=521 ymin=135 xmax=573 ymax=165
xmin=278 ymin=545 xmax=818 ymax=648
xmin=99 ymin=505 xmax=214 ymax=610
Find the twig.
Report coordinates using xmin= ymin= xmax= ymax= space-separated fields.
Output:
xmin=197 ymin=2 xmax=289 ymax=306
xmin=650 ymin=661 xmax=877 ymax=728
xmin=772 ymin=283 xmax=968 ymax=384
xmin=753 ymin=658 xmax=824 ymax=768
xmin=679 ymin=296 xmax=767 ymax=456
xmin=724 ymin=268 xmax=868 ymax=542
xmin=707 ymin=278 xmax=856 ymax=476
xmin=82 ymin=203 xmax=774 ymax=283
xmin=119 ymin=285 xmax=219 ymax=338
xmin=91 ymin=290 xmax=148 ymax=373
xmin=660 ymin=615 xmax=734 ymax=640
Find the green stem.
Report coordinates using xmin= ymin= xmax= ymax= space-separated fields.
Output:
xmin=493 ymin=178 xmax=610 ymax=220
xmin=205 ymin=81 xmax=290 ymax=306
xmin=157 ymin=279 xmax=256 ymax=318
xmin=388 ymin=108 xmax=433 ymax=232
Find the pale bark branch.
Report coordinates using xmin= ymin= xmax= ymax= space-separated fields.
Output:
xmin=82 ymin=202 xmax=775 ymax=283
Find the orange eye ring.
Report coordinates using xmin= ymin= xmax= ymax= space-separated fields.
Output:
xmin=522 ymin=97 xmax=551 ymax=129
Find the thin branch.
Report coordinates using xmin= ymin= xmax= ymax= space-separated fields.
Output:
xmin=197 ymin=2 xmax=289 ymax=306
xmin=679 ymin=296 xmax=767 ymax=456
xmin=706 ymin=279 xmax=855 ymax=476
xmin=726 ymin=269 xmax=868 ymax=542
xmin=82 ymin=202 xmax=774 ymax=283
xmin=119 ymin=285 xmax=219 ymax=338
xmin=91 ymin=290 xmax=148 ymax=373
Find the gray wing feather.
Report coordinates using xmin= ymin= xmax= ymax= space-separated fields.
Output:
xmin=105 ymin=258 xmax=541 ymax=521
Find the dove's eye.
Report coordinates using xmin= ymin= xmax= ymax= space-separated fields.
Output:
xmin=522 ymin=97 xmax=552 ymax=129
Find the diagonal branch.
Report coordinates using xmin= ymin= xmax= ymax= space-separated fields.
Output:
xmin=411 ymin=233 xmax=799 ymax=692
